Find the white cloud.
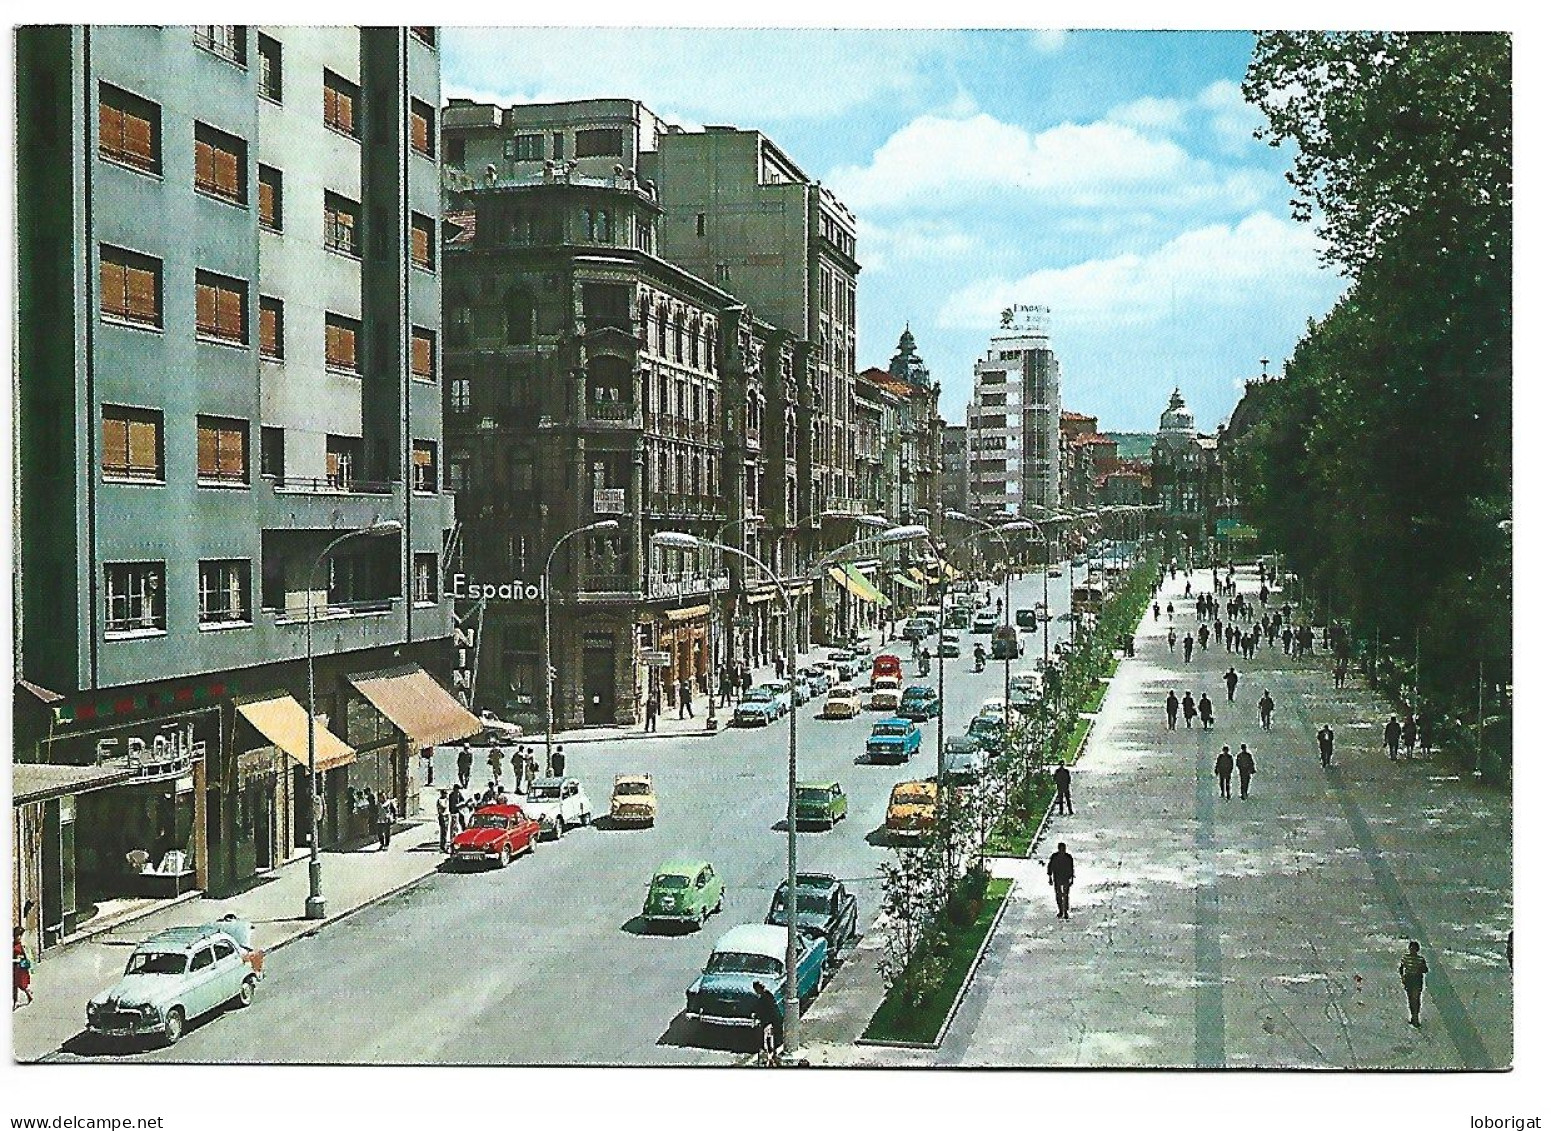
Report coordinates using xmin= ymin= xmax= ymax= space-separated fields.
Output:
xmin=1107 ymin=95 xmax=1188 ymax=133
xmin=936 ymin=212 xmax=1337 ymax=333
xmin=1196 ymin=79 xmax=1267 ymax=153
xmin=1029 ymin=30 xmax=1069 ymax=54
xmin=858 ymin=217 xmax=983 ymax=273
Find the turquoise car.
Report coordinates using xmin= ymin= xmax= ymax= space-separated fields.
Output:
xmin=966 ymin=714 xmax=1007 ymax=755
xmin=685 ymin=924 xmax=828 ymax=1029
xmin=643 ymin=860 xmax=725 ymax=930
xmin=865 ymin=718 xmax=922 ymax=763
xmin=795 ymin=780 xmax=848 ymax=829
xmin=898 ymin=685 xmax=941 ymax=720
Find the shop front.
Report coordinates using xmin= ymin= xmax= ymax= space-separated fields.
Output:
xmin=657 ymin=604 xmax=709 ymax=699
xmin=345 ymin=664 xmax=481 ymax=817
xmin=235 ymin=693 xmax=354 ymax=857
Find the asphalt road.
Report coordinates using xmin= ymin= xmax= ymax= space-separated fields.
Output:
xmin=58 ymin=564 xmax=1085 ymax=1065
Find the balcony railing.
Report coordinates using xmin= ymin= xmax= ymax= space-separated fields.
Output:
xmin=269 ymin=475 xmax=395 ymax=496
xmin=582 ymin=400 xmax=642 ymax=429
xmin=575 ymin=571 xmax=637 ymax=594
xmin=269 ymin=597 xmax=400 ymax=625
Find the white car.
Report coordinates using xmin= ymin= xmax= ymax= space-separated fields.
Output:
xmin=478 ymin=709 xmax=524 ymax=742
xmin=1009 ymin=671 xmax=1043 ymax=698
xmin=870 ymin=676 xmax=904 ymax=712
xmin=823 ymin=686 xmax=863 ymax=718
xmin=523 ymin=777 xmax=593 ymax=837
xmin=978 ymin=697 xmax=1008 ymax=721
xmin=86 ymin=921 xmax=261 ymax=1045
xmin=756 ymin=681 xmax=794 ymax=715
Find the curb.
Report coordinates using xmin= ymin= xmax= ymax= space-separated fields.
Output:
xmin=854 ymin=878 xmax=1018 ymax=1051
xmin=549 ymin=726 xmax=719 ymax=745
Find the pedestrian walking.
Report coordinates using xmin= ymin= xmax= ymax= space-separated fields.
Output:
xmin=1384 ymin=715 xmax=1402 ymax=761
xmin=1223 ymin=666 xmax=1239 ymax=703
xmin=718 ymin=670 xmax=733 ymax=708
xmin=1153 ymin=602 xmax=1161 ymax=621
xmin=1214 ymin=618 xmax=1223 ymax=645
xmin=1399 ymin=941 xmax=1429 ymax=1026
xmin=487 ymin=745 xmax=504 ymax=786
xmin=1047 ymin=842 xmax=1076 ymax=919
xmin=552 ymin=745 xmax=567 ymax=777
xmin=526 ymin=752 xmax=539 ymax=788
xmin=1317 ymin=725 xmax=1335 ymax=768
xmin=741 ymin=667 xmax=753 ymax=694
xmin=1402 ymin=714 xmax=1418 ymax=760
xmin=13 ymin=926 xmax=34 ymax=1009
xmin=644 ymin=691 xmax=659 ymax=732
xmin=436 ymin=789 xmax=451 ymax=852
xmin=1198 ymin=624 xmax=1209 ymax=652
xmin=1199 ymin=693 xmax=1214 ymax=730
xmin=774 ymin=652 xmax=786 ymax=680
xmin=1168 ymin=628 xmax=1178 ymax=654
xmin=511 ymin=748 xmax=525 ymax=791
xmin=457 ymin=743 xmax=473 ymax=788
xmin=1183 ymin=634 xmax=1194 ymax=663
xmin=375 ymin=790 xmax=395 ymax=849
xmin=1166 ymin=690 xmax=1180 ymax=730
xmin=1215 ymin=747 xmax=1234 ymax=799
xmin=1236 ymin=744 xmax=1256 ymax=798
xmin=678 ymin=678 xmax=694 ymax=719
xmin=1184 ymin=579 xmax=1192 ymax=597
xmin=1166 ymin=601 xmax=1174 ymax=620
xmin=1334 ymin=658 xmax=1348 ymax=689
xmin=421 ymin=745 xmax=435 ymax=785
xmin=1182 ymin=692 xmax=1198 ymax=729
xmin=1053 ymin=765 xmax=1073 ymax=815
xmin=448 ymin=783 xmax=467 ymax=834
xmin=1258 ymin=690 xmax=1275 ymax=729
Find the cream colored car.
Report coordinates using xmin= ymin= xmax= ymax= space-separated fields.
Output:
xmin=610 ymin=773 xmax=658 ymax=827
xmin=869 ymin=675 xmax=904 ymax=712
xmin=823 ymin=686 xmax=863 ymax=719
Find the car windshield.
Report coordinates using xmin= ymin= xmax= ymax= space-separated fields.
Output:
xmin=828 ymin=689 xmax=854 ymax=699
xmin=744 ymin=689 xmax=774 ymax=702
xmin=653 ymin=874 xmax=692 ymax=890
xmin=528 ymin=785 xmax=561 ymax=800
xmin=797 ymin=788 xmax=833 ymax=803
xmin=469 ymin=813 xmax=510 ymax=829
xmin=705 ymin=951 xmax=784 ymax=977
xmin=126 ymin=951 xmax=187 ymax=975
xmin=772 ymin=890 xmax=832 ymax=914
xmin=947 ymin=739 xmax=977 ymax=754
xmin=873 ymin=723 xmax=908 ymax=736
xmin=616 ymin=781 xmax=649 ymax=795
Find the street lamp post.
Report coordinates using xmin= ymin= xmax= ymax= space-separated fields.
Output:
xmin=707 ymin=515 xmax=764 ymax=729
xmin=946 ymin=511 xmax=1031 ymax=711
xmin=543 ymin=519 xmax=621 ymax=774
xmin=305 ymin=518 xmax=402 ymax=920
xmin=652 ymin=522 xmax=926 ymax=1064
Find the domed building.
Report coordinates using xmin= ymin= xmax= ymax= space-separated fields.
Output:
xmin=1150 ymin=388 xmax=1223 ymax=544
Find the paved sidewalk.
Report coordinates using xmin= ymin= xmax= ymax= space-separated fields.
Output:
xmin=837 ymin=565 xmax=1512 ymax=1068
xmin=11 ymin=802 xmax=447 ymax=1063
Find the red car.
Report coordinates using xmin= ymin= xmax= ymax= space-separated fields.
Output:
xmin=450 ymin=804 xmax=541 ymax=869
xmin=872 ymin=654 xmax=903 ymax=684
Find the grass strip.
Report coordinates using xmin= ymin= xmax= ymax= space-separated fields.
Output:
xmin=1062 ymin=717 xmax=1093 ymax=763
xmin=986 ymin=775 xmax=1055 ymax=857
xmin=861 ymin=877 xmax=1013 ymax=1045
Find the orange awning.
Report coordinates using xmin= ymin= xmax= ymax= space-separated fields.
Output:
xmin=346 ymin=665 xmax=481 ymax=748
xmin=237 ymin=694 xmax=356 ymax=772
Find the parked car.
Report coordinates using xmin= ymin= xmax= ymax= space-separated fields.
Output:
xmin=1010 ymin=670 xmax=1043 ymax=697
xmin=756 ymin=681 xmax=793 ymax=715
xmin=885 ymin=780 xmax=938 ymax=842
xmin=798 ymin=667 xmax=832 ymax=697
xmin=945 ymin=608 xmax=971 ymax=630
xmin=86 ymin=922 xmax=262 ymax=1045
xmin=822 ymin=686 xmax=863 ymax=719
xmin=826 ymin=651 xmax=861 ymax=680
xmin=450 ymin=803 xmax=543 ymax=867
xmin=937 ymin=630 xmax=962 ymax=658
xmin=794 ymin=780 xmax=849 ymax=829
xmin=912 ymin=606 xmax=942 ymax=631
xmin=868 ymin=676 xmax=904 ymax=712
xmin=610 ymin=774 xmax=658 ymax=827
xmin=1048 ymin=566 xmax=1064 ymax=578
xmin=979 ymin=697 xmax=1008 ymax=721
xmin=898 ymin=685 xmax=941 ymax=721
xmin=966 ymin=715 xmax=1008 ymax=755
xmin=1015 ymin=608 xmax=1040 ymax=630
xmin=991 ymin=624 xmax=1023 ymax=659
xmin=523 ymin=777 xmax=593 ymax=837
xmin=848 ymin=639 xmax=873 ymax=660
xmin=765 ymin=874 xmax=859 ymax=961
xmin=685 ymin=925 xmax=828 ymax=1031
xmin=941 ymin=744 xmax=989 ymax=785
xmin=971 ymin=611 xmax=999 ymax=634
xmin=871 ymin=654 xmax=903 ymax=683
xmin=900 ymin=619 xmax=932 ymax=643
xmin=786 ymin=676 xmax=811 ymax=707
xmin=735 ymin=688 xmax=783 ymax=727
xmin=477 ymin=709 xmax=524 ymax=742
xmin=644 ymin=860 xmax=725 ymax=930
xmin=865 ymin=717 xmax=922 ymax=763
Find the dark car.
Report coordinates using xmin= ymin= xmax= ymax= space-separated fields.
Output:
xmin=897 ymin=685 xmax=941 ymax=721
xmin=765 ymin=873 xmax=859 ymax=964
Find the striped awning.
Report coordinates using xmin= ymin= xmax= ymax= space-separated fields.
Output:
xmin=828 ymin=564 xmax=892 ymax=608
xmin=347 ymin=665 xmax=481 ymax=748
xmin=891 ymin=572 xmax=923 ymax=591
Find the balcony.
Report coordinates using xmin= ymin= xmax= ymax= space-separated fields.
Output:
xmin=581 ymin=400 xmax=643 ymax=431
xmin=269 ymin=475 xmax=394 ymax=496
xmin=269 ymin=597 xmax=399 ymax=625
xmin=572 ymin=571 xmax=639 ymax=603
xmin=646 ymin=570 xmax=731 ymax=601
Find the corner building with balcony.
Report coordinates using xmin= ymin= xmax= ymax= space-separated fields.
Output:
xmin=14 ymin=26 xmax=471 ymax=949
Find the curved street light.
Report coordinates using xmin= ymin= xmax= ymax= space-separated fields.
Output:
xmin=945 ymin=511 xmax=1032 ymax=710
xmin=543 ymin=518 xmax=621 ymax=772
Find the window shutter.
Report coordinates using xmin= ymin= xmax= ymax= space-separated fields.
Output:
xmin=217 ymin=424 xmax=245 ymax=478
xmin=411 ymin=110 xmax=429 ymax=155
xmin=341 ymin=324 xmax=356 ymax=368
xmin=126 ymin=112 xmax=153 ymax=168
xmin=195 ymin=138 xmax=213 ymax=191
xmin=260 ymin=302 xmax=279 ymax=356
xmin=411 ymin=223 xmax=430 ymax=268
xmin=339 ymin=91 xmax=353 ymax=134
xmin=214 ymin=144 xmax=239 ymax=198
xmin=100 ymin=258 xmax=127 ymax=318
xmin=99 ymin=102 xmax=122 ymax=156
xmin=127 ymin=416 xmax=157 ymax=475
xmin=324 ymin=84 xmax=338 ymax=128
xmin=198 ymin=422 xmax=218 ymax=476
xmin=196 ymin=281 xmax=217 ymax=335
xmin=326 ymin=448 xmax=341 ymax=481
xmin=102 ymin=414 xmax=129 ymax=472
xmin=127 ymin=264 xmax=156 ymax=323
xmin=259 ymin=177 xmax=275 ymax=226
xmin=411 ymin=333 xmax=432 ymax=376
xmin=216 ymin=284 xmax=243 ymax=340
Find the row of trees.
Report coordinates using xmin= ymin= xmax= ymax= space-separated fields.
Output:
xmin=1232 ymin=33 xmax=1511 ymax=775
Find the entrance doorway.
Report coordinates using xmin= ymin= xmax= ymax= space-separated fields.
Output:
xmin=582 ymin=633 xmax=616 ymax=725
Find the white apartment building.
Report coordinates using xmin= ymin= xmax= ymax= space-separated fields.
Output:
xmin=967 ymin=304 xmax=1062 ymax=517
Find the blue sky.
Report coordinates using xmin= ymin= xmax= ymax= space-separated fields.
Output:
xmin=443 ymin=28 xmax=1350 ymax=433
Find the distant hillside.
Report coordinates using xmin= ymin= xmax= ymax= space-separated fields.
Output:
xmin=1109 ymin=432 xmax=1155 ymax=460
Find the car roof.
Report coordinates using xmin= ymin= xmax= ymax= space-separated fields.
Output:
xmin=797 ymin=779 xmax=841 ymax=790
xmin=776 ymin=872 xmax=840 ymax=892
xmin=472 ymin=803 xmax=528 ymax=818
xmin=138 ymin=923 xmax=236 ymax=953
xmin=892 ymin=779 xmax=937 ymax=794
xmin=653 ymin=858 xmax=711 ymax=877
xmin=903 ymin=684 xmax=935 ymax=695
xmin=874 ymin=653 xmax=902 ymax=662
xmin=873 ymin=717 xmax=912 ymax=728
xmin=713 ymin=923 xmax=790 ymax=960
xmin=530 ymin=776 xmax=570 ymax=788
xmin=614 ymin=772 xmax=652 ymax=783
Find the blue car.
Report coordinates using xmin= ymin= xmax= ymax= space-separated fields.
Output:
xmin=734 ymin=689 xmax=782 ymax=727
xmin=966 ymin=714 xmax=1007 ymax=755
xmin=685 ymin=923 xmax=828 ymax=1030
xmin=865 ymin=717 xmax=922 ymax=763
xmin=897 ymin=685 xmax=941 ymax=721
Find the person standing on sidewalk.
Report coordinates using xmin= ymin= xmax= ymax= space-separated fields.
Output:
xmin=718 ymin=670 xmax=733 ymax=708
xmin=1215 ymin=747 xmax=1235 ymax=799
xmin=13 ymin=926 xmax=33 ymax=1009
xmin=487 ymin=745 xmax=504 ymax=786
xmin=1182 ymin=692 xmax=1197 ymax=729
xmin=1318 ymin=725 xmax=1336 ymax=768
xmin=365 ymin=789 xmax=380 ymax=843
xmin=678 ymin=678 xmax=694 ymax=719
xmin=1183 ymin=634 xmax=1194 ymax=663
xmin=457 ymin=743 xmax=473 ymax=788
xmin=1198 ymin=692 xmax=1214 ymax=730
xmin=1258 ymin=690 xmax=1275 ymax=729
xmin=447 ymin=783 xmax=467 ymax=835
xmin=1047 ymin=843 xmax=1076 ymax=919
xmin=1223 ymin=666 xmax=1239 ymax=703
xmin=511 ymin=748 xmax=526 ymax=792
xmin=435 ymin=789 xmax=451 ymax=852
xmin=376 ymin=790 xmax=395 ymax=849
xmin=1166 ymin=690 xmax=1180 ymax=730
xmin=1168 ymin=627 xmax=1177 ymax=654
xmin=1053 ymin=765 xmax=1073 ymax=815
xmin=1236 ymin=744 xmax=1257 ymax=798
xmin=1153 ymin=601 xmax=1161 ymax=621
xmin=644 ymin=691 xmax=659 ymax=733
xmin=1384 ymin=715 xmax=1402 ymax=761
xmin=421 ymin=745 xmax=434 ymax=786
xmin=1399 ymin=941 xmax=1429 ymax=1026
xmin=552 ymin=746 xmax=567 ymax=778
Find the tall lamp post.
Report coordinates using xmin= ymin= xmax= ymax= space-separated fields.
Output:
xmin=945 ymin=511 xmax=1032 ymax=711
xmin=305 ymin=518 xmax=402 ymax=920
xmin=707 ymin=514 xmax=763 ymax=729
xmin=653 ymin=522 xmax=927 ymax=1063
xmin=1026 ymin=506 xmax=1080 ymax=669
xmin=543 ymin=518 xmax=621 ymax=774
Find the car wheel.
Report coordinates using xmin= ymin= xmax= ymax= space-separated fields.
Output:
xmin=163 ymin=1007 xmax=185 ymax=1045
xmin=499 ymin=844 xmax=513 ymax=868
xmin=236 ymin=976 xmax=257 ymax=1008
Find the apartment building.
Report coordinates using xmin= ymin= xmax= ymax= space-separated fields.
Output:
xmin=967 ymin=304 xmax=1062 ymax=518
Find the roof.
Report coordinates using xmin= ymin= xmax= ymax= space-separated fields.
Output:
xmin=653 ymin=858 xmax=711 ymax=876
xmin=712 ymin=923 xmax=789 ymax=960
xmin=139 ymin=923 xmax=242 ymax=953
xmin=12 ymin=761 xmax=138 ymax=805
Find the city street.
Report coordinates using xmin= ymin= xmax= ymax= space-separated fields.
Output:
xmin=47 ymin=569 xmax=1077 ymax=1065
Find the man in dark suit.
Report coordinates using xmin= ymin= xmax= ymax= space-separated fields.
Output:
xmin=1047 ymin=842 xmax=1075 ymax=919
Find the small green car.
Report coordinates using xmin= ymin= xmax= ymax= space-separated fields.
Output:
xmin=794 ymin=780 xmax=849 ymax=829
xmin=643 ymin=860 xmax=725 ymax=930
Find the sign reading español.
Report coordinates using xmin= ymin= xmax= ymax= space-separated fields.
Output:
xmin=450 ymin=574 xmax=546 ymax=601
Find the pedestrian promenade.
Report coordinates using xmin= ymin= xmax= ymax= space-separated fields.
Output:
xmin=825 ymin=564 xmax=1512 ymax=1068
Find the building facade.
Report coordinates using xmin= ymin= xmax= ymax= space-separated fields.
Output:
xmin=14 ymin=25 xmax=472 ymax=947
xmin=942 ymin=425 xmax=969 ymax=515
xmin=1150 ymin=388 xmax=1224 ymax=545
xmin=968 ymin=304 xmax=1061 ymax=518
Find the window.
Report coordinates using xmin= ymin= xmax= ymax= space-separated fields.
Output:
xmin=98 ymin=83 xmax=160 ymax=175
xmin=449 ymin=375 xmax=470 ymax=415
xmin=257 ymin=165 xmax=282 ymax=230
xmin=413 ymin=553 xmax=438 ymax=604
xmin=505 ymin=288 xmax=534 ymax=346
xmin=259 ymin=296 xmax=284 ymax=359
xmin=410 ymin=26 xmax=436 ymax=48
xmin=325 ymin=314 xmax=361 ymax=373
xmin=446 ymin=136 xmax=465 ymax=166
xmin=189 ymin=945 xmax=215 ymax=972
xmin=195 ymin=271 xmax=247 ymax=344
xmin=411 ymin=327 xmax=436 ymax=380
xmin=551 ymin=132 xmax=564 ymax=160
xmin=99 ymin=245 xmax=161 ymax=328
xmin=715 ymin=264 xmax=731 ymax=283
xmin=197 ymin=415 xmax=248 ymax=484
xmin=409 ymin=99 xmax=434 ymax=159
xmin=257 ymin=34 xmax=281 ymax=101
xmin=447 ymin=453 xmax=471 ymax=493
xmin=324 ymin=192 xmax=361 ymax=256
xmin=102 ymin=406 xmax=163 ymax=481
xmin=410 ymin=213 xmax=435 ymax=271
xmin=198 ymin=560 xmax=251 ymax=624
xmin=194 ymin=122 xmax=245 ymax=205
xmin=506 ymin=133 xmax=542 ymax=161
xmin=105 ymin=562 xmax=166 ymax=635
xmin=575 ymin=127 xmax=624 ymax=158
xmin=323 ymin=71 xmax=359 ymax=137
xmin=193 ymin=26 xmax=245 ymax=66
xmin=695 ymin=212 xmax=705 ymax=238
xmin=260 ymin=426 xmax=284 ymax=478
xmin=325 ymin=435 xmax=362 ymax=488
xmin=412 ymin=441 xmax=437 ymax=493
